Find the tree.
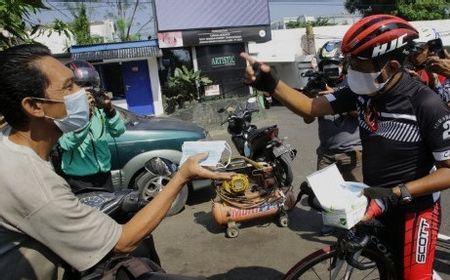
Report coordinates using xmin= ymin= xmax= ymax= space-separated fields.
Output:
xmin=0 ymin=0 xmax=47 ymax=48
xmin=344 ymin=0 xmax=397 ymax=15
xmin=103 ymin=0 xmax=152 ymax=42
xmin=164 ymin=66 xmax=212 ymax=113
xmin=345 ymin=0 xmax=450 ymax=20
xmin=68 ymin=3 xmax=103 ymax=44
xmin=286 ymin=17 xmax=336 ymax=29
xmin=397 ymin=0 xmax=450 ymax=21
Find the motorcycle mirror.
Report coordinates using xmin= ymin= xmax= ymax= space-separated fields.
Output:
xmin=246 ymin=97 xmax=259 ymax=111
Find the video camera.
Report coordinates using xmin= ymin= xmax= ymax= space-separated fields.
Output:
xmin=301 ymin=70 xmax=329 ymax=98
xmin=86 ymin=87 xmax=110 ymax=105
xmin=427 ymin=38 xmax=445 ymax=58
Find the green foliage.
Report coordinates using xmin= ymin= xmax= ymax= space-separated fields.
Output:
xmin=110 ymin=0 xmax=143 ymax=42
xmin=0 ymin=0 xmax=47 ymax=48
xmin=286 ymin=17 xmax=336 ymax=29
xmin=69 ymin=3 xmax=104 ymax=45
xmin=397 ymin=1 xmax=450 ymax=20
xmin=115 ymin=18 xmax=141 ymax=41
xmin=163 ymin=66 xmax=212 ymax=113
xmin=345 ymin=0 xmax=450 ymax=20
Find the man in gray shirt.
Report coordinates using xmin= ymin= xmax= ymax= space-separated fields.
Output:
xmin=0 ymin=44 xmax=233 ymax=279
xmin=302 ymin=41 xmax=362 ymax=235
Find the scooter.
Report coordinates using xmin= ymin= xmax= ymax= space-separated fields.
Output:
xmin=218 ymin=98 xmax=297 ymax=187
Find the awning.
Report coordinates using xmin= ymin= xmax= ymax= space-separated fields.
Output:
xmin=69 ymin=40 xmax=162 ymax=61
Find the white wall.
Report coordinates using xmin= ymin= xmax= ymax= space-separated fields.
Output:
xmin=90 ymin=20 xmax=115 ymax=42
xmin=147 ymin=57 xmax=164 ymax=115
xmin=31 ymin=29 xmax=75 ymax=54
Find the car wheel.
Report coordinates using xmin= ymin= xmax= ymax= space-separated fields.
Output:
xmin=134 ymin=158 xmax=188 ymax=216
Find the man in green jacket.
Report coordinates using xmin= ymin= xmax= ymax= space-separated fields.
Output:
xmin=59 ymin=60 xmax=125 ymax=193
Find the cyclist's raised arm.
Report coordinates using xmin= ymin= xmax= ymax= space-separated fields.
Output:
xmin=274 ymin=81 xmax=334 ymax=118
xmin=240 ymin=52 xmax=334 ymax=118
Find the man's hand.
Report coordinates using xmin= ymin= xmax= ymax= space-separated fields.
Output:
xmin=363 ymin=187 xmax=399 ymax=206
xmin=95 ymin=92 xmax=113 ymax=111
xmin=87 ymin=93 xmax=96 ymax=117
xmin=178 ymin=152 xmax=235 ymax=182
xmin=425 ymin=50 xmax=450 ymax=78
xmin=240 ymin=52 xmax=279 ymax=93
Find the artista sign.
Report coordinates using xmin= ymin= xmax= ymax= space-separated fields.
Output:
xmin=211 ymin=56 xmax=235 ymax=67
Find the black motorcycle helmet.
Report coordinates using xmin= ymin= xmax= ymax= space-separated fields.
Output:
xmin=317 ymin=40 xmax=344 ymax=85
xmin=65 ymin=60 xmax=100 ymax=88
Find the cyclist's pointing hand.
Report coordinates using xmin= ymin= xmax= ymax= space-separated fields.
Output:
xmin=240 ymin=52 xmax=279 ymax=93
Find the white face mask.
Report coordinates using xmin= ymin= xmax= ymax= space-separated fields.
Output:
xmin=34 ymin=89 xmax=90 ymax=133
xmin=180 ymin=140 xmax=232 ymax=169
xmin=347 ymin=67 xmax=390 ymax=95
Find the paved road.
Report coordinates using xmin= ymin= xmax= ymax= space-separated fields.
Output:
xmin=153 ymin=105 xmax=450 ymax=279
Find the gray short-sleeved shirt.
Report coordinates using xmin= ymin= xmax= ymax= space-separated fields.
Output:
xmin=0 ymin=127 xmax=122 ymax=279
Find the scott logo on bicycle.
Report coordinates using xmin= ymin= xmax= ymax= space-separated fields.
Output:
xmin=416 ymin=218 xmax=430 ymax=264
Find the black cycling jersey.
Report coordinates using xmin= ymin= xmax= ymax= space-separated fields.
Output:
xmin=328 ymin=72 xmax=450 ymax=211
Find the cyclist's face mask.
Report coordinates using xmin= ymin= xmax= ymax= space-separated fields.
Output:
xmin=346 ymin=56 xmax=398 ymax=95
xmin=31 ymin=88 xmax=90 ymax=133
xmin=347 ymin=65 xmax=392 ymax=95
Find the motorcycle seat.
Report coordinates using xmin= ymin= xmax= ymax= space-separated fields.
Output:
xmin=246 ymin=125 xmax=277 ymax=141
xmin=77 ymin=189 xmax=134 ymax=214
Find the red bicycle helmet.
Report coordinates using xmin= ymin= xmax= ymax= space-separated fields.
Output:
xmin=342 ymin=14 xmax=418 ymax=60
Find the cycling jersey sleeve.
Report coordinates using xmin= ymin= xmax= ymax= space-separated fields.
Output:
xmin=327 ymin=86 xmax=358 ymax=115
xmin=413 ymin=87 xmax=450 ymax=161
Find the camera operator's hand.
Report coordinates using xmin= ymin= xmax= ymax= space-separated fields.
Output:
xmin=95 ymin=92 xmax=112 ymax=110
xmin=240 ymin=52 xmax=279 ymax=93
xmin=425 ymin=49 xmax=450 ymax=78
xmin=318 ymin=84 xmax=334 ymax=95
xmin=94 ymin=92 xmax=116 ymax=118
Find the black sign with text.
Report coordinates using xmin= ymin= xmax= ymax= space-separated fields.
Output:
xmin=158 ymin=26 xmax=270 ymax=48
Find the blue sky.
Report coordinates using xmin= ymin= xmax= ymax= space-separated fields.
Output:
xmin=269 ymin=0 xmax=347 ymax=20
xmin=39 ymin=0 xmax=348 ymax=38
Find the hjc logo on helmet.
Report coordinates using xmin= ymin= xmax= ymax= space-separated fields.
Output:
xmin=372 ymin=33 xmax=408 ymax=58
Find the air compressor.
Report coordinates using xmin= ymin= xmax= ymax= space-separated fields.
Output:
xmin=212 ymin=157 xmax=294 ymax=238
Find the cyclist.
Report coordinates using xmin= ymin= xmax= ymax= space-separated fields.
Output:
xmin=241 ymin=14 xmax=450 ymax=279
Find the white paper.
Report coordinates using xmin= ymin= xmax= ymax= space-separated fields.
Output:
xmin=180 ymin=141 xmax=228 ymax=167
xmin=306 ymin=164 xmax=369 ymax=229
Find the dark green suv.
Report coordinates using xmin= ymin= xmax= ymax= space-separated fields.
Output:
xmin=108 ymin=106 xmax=211 ymax=215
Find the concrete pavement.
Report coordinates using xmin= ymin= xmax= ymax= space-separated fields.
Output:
xmin=153 ymin=105 xmax=450 ymax=279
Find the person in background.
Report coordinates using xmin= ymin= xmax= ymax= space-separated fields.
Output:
xmin=301 ymin=41 xmax=362 ymax=236
xmin=424 ymin=48 xmax=450 ymax=103
xmin=408 ymin=37 xmax=450 ymax=103
xmin=58 ymin=60 xmax=125 ymax=193
xmin=0 ymin=43 xmax=233 ymax=279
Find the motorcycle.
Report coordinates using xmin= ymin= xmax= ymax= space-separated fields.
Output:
xmin=218 ymin=97 xmax=297 ymax=187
